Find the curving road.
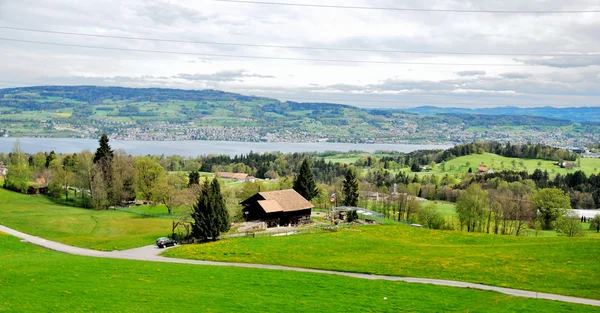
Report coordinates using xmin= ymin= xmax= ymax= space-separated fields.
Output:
xmin=1 ymin=224 xmax=599 ymax=307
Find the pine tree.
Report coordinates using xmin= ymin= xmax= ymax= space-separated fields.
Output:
xmin=191 ymin=179 xmax=218 ymax=241
xmin=293 ymin=159 xmax=318 ymax=201
xmin=342 ymin=168 xmax=359 ymax=207
xmin=188 ymin=171 xmax=200 ymax=186
xmin=192 ymin=178 xmax=229 ymax=241
xmin=93 ymin=134 xmax=114 ymax=164
xmin=211 ymin=178 xmax=230 ymax=233
xmin=92 ymin=134 xmax=114 ymax=207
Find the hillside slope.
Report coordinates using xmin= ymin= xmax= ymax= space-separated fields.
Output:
xmin=1 ymin=86 xmax=598 ymax=146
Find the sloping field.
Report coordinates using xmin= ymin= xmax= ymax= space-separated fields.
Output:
xmin=164 ymin=224 xmax=600 ymax=299
xmin=0 ymin=233 xmax=597 ymax=313
xmin=435 ymin=153 xmax=600 ymax=176
xmin=0 ymin=188 xmax=171 ymax=250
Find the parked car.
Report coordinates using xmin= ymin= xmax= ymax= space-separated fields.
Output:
xmin=156 ymin=237 xmax=177 ymax=248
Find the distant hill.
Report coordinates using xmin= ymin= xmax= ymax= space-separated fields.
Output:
xmin=0 ymin=86 xmax=598 ymax=146
xmin=404 ymin=106 xmax=600 ymax=123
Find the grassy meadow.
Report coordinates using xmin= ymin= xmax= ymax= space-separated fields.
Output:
xmin=0 ymin=187 xmax=172 ymax=250
xmin=164 ymin=224 xmax=600 ymax=299
xmin=328 ymin=151 xmax=600 ymax=177
xmin=433 ymin=153 xmax=600 ymax=176
xmin=1 ymin=234 xmax=598 ymax=313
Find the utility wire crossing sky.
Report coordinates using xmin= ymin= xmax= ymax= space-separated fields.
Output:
xmin=0 ymin=0 xmax=599 ymax=108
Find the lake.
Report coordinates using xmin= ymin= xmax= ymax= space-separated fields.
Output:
xmin=0 ymin=138 xmax=453 ymax=157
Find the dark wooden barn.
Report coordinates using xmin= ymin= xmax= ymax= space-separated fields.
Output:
xmin=241 ymin=189 xmax=314 ymax=227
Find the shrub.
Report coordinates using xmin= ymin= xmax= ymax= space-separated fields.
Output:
xmin=555 ymin=214 xmax=584 ymax=237
xmin=418 ymin=203 xmax=446 ymax=230
xmin=346 ymin=210 xmax=359 ymax=223
xmin=590 ymin=214 xmax=600 ymax=233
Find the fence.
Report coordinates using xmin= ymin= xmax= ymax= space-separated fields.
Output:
xmin=220 ymin=224 xmax=342 ymax=239
xmin=114 ymin=206 xmax=173 ymax=218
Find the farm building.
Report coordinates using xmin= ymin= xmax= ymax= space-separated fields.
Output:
xmin=241 ymin=189 xmax=314 ymax=227
xmin=27 ymin=178 xmax=48 ymax=195
xmin=218 ymin=172 xmax=255 ymax=182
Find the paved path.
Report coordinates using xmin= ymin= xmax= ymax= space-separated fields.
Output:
xmin=1 ymin=224 xmax=599 ymax=307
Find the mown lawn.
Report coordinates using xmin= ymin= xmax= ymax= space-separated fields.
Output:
xmin=0 ymin=234 xmax=597 ymax=313
xmin=164 ymin=224 xmax=600 ymax=299
xmin=0 ymin=188 xmax=172 ymax=250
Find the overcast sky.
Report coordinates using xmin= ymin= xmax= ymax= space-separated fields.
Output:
xmin=1 ymin=0 xmax=600 ymax=108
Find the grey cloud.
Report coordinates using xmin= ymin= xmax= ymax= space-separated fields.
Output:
xmin=456 ymin=71 xmax=486 ymax=77
xmin=175 ymin=70 xmax=274 ymax=82
xmin=518 ymin=56 xmax=600 ymax=68
xmin=500 ymin=72 xmax=532 ymax=79
xmin=317 ymin=70 xmax=600 ymax=97
xmin=135 ymin=1 xmax=211 ymax=25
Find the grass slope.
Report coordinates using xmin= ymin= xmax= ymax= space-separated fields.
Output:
xmin=434 ymin=153 xmax=600 ymax=176
xmin=164 ymin=224 xmax=600 ymax=299
xmin=0 ymin=188 xmax=171 ymax=250
xmin=0 ymin=234 xmax=597 ymax=313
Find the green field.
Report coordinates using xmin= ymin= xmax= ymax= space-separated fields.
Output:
xmin=164 ymin=224 xmax=600 ymax=299
xmin=0 ymin=234 xmax=597 ymax=313
xmin=0 ymin=188 xmax=171 ymax=250
xmin=427 ymin=201 xmax=456 ymax=216
xmin=432 ymin=153 xmax=600 ymax=176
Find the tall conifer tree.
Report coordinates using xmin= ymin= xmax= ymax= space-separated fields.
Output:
xmin=293 ymin=159 xmax=318 ymax=201
xmin=342 ymin=168 xmax=359 ymax=207
xmin=212 ymin=178 xmax=230 ymax=233
xmin=192 ymin=178 xmax=229 ymax=241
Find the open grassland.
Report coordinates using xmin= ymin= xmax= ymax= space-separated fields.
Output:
xmin=433 ymin=153 xmax=600 ymax=176
xmin=0 ymin=188 xmax=171 ymax=250
xmin=164 ymin=224 xmax=600 ymax=299
xmin=0 ymin=234 xmax=597 ymax=313
xmin=427 ymin=201 xmax=456 ymax=216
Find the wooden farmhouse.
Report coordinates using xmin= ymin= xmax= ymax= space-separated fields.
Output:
xmin=218 ymin=172 xmax=255 ymax=182
xmin=241 ymin=189 xmax=314 ymax=227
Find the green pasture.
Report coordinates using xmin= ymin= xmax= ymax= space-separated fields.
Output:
xmin=427 ymin=201 xmax=456 ymax=216
xmin=164 ymin=224 xmax=600 ymax=299
xmin=434 ymin=153 xmax=600 ymax=176
xmin=0 ymin=188 xmax=172 ymax=250
xmin=0 ymin=234 xmax=596 ymax=313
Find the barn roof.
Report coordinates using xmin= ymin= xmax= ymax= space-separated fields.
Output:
xmin=258 ymin=189 xmax=315 ymax=212
xmin=257 ymin=200 xmax=284 ymax=213
xmin=218 ymin=172 xmax=248 ymax=180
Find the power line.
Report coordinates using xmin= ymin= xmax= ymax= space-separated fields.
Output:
xmin=213 ymin=0 xmax=600 ymax=14
xmin=1 ymin=26 xmax=596 ymax=57
xmin=0 ymin=37 xmax=561 ymax=67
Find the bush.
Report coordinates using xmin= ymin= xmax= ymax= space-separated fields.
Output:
xmin=590 ymin=214 xmax=600 ymax=233
xmin=418 ymin=203 xmax=446 ymax=230
xmin=555 ymin=214 xmax=584 ymax=237
xmin=346 ymin=210 xmax=359 ymax=223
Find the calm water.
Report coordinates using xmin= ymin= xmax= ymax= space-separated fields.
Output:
xmin=0 ymin=138 xmax=452 ymax=157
